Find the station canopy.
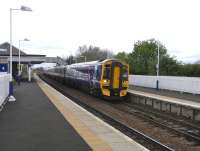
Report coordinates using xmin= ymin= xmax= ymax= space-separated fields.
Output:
xmin=0 ymin=42 xmax=46 ymax=64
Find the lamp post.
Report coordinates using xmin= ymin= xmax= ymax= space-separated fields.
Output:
xmin=9 ymin=6 xmax=32 ymax=102
xmin=18 ymin=38 xmax=30 ymax=75
xmin=156 ymin=42 xmax=160 ymax=90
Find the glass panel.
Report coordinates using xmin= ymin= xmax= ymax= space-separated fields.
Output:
xmin=121 ymin=66 xmax=128 ymax=80
xmin=103 ymin=65 xmax=111 ymax=79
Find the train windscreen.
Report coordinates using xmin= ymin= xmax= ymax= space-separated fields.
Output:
xmin=103 ymin=64 xmax=111 ymax=79
xmin=121 ymin=66 xmax=128 ymax=80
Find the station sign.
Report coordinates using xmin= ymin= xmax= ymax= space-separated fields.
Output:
xmin=0 ymin=64 xmax=8 ymax=72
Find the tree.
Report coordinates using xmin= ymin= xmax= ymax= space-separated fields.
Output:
xmin=181 ymin=64 xmax=200 ymax=77
xmin=159 ymin=55 xmax=181 ymax=76
xmin=76 ymin=45 xmax=113 ymax=62
xmin=128 ymin=39 xmax=167 ymax=75
xmin=62 ymin=40 xmax=200 ymax=77
xmin=114 ymin=51 xmax=129 ymax=63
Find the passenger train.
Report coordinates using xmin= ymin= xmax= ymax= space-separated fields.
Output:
xmin=44 ymin=59 xmax=129 ymax=99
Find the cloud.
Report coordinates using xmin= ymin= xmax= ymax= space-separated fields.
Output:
xmin=0 ymin=0 xmax=200 ymax=63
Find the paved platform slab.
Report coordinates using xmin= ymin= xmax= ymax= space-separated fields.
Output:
xmin=36 ymin=75 xmax=149 ymax=151
xmin=129 ymin=85 xmax=200 ymax=103
xmin=0 ymin=82 xmax=92 ymax=151
xmin=128 ymin=89 xmax=200 ymax=109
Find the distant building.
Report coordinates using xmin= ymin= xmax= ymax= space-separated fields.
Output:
xmin=0 ymin=42 xmax=46 ymax=79
xmin=32 ymin=63 xmax=56 ymax=70
xmin=45 ymin=56 xmax=66 ymax=66
xmin=45 ymin=57 xmax=58 ymax=63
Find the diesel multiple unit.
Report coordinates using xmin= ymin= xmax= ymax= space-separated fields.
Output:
xmin=44 ymin=59 xmax=129 ymax=99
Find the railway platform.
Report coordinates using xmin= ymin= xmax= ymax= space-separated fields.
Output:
xmin=0 ymin=75 xmax=148 ymax=151
xmin=129 ymin=85 xmax=200 ymax=103
xmin=128 ymin=86 xmax=200 ymax=121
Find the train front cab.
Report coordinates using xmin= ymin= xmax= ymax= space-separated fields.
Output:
xmin=100 ymin=60 xmax=129 ymax=99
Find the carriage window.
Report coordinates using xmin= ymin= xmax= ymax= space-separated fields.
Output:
xmin=89 ymin=69 xmax=94 ymax=80
xmin=95 ymin=65 xmax=101 ymax=80
xmin=121 ymin=66 xmax=128 ymax=80
xmin=103 ymin=65 xmax=111 ymax=79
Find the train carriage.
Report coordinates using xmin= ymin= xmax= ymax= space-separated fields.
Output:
xmin=45 ymin=59 xmax=129 ymax=100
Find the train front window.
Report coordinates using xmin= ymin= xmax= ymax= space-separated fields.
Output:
xmin=103 ymin=65 xmax=111 ymax=79
xmin=121 ymin=66 xmax=128 ymax=80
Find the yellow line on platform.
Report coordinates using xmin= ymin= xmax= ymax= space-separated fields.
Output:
xmin=36 ymin=77 xmax=112 ymax=151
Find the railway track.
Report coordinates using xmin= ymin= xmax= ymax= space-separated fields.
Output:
xmin=39 ymin=74 xmax=174 ymax=151
xmin=113 ymin=102 xmax=200 ymax=143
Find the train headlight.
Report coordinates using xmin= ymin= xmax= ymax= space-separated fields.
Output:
xmin=122 ymin=81 xmax=128 ymax=87
xmin=102 ymin=79 xmax=110 ymax=86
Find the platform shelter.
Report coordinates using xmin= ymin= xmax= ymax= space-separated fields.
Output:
xmin=0 ymin=42 xmax=45 ymax=81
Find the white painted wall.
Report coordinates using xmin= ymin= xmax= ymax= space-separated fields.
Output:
xmin=0 ymin=74 xmax=9 ymax=106
xmin=129 ymin=75 xmax=200 ymax=94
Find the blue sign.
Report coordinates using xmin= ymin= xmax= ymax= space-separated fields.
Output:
xmin=0 ymin=64 xmax=8 ymax=72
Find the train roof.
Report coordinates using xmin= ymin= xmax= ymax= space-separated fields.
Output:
xmin=46 ymin=59 xmax=128 ymax=70
xmin=69 ymin=59 xmax=126 ymax=67
xmin=70 ymin=60 xmax=99 ymax=67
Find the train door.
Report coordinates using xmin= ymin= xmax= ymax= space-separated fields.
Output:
xmin=102 ymin=62 xmax=121 ymax=89
xmin=113 ymin=65 xmax=120 ymax=89
xmin=110 ymin=62 xmax=122 ymax=96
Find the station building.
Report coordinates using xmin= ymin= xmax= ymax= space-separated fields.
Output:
xmin=0 ymin=42 xmax=45 ymax=80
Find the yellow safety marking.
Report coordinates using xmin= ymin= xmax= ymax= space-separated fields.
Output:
xmin=36 ymin=79 xmax=113 ymax=151
xmin=113 ymin=66 xmax=120 ymax=89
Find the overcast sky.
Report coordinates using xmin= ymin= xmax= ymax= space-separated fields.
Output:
xmin=0 ymin=0 xmax=200 ymax=63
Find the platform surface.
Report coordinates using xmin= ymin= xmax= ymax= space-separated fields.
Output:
xmin=0 ymin=76 xmax=149 ymax=151
xmin=0 ymin=81 xmax=92 ymax=151
xmin=36 ymin=75 xmax=148 ymax=151
xmin=128 ymin=87 xmax=200 ymax=109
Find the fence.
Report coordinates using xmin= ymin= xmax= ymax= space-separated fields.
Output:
xmin=0 ymin=74 xmax=9 ymax=106
xmin=129 ymin=75 xmax=200 ymax=94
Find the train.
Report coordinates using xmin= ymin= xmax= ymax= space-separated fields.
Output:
xmin=44 ymin=59 xmax=129 ymax=100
